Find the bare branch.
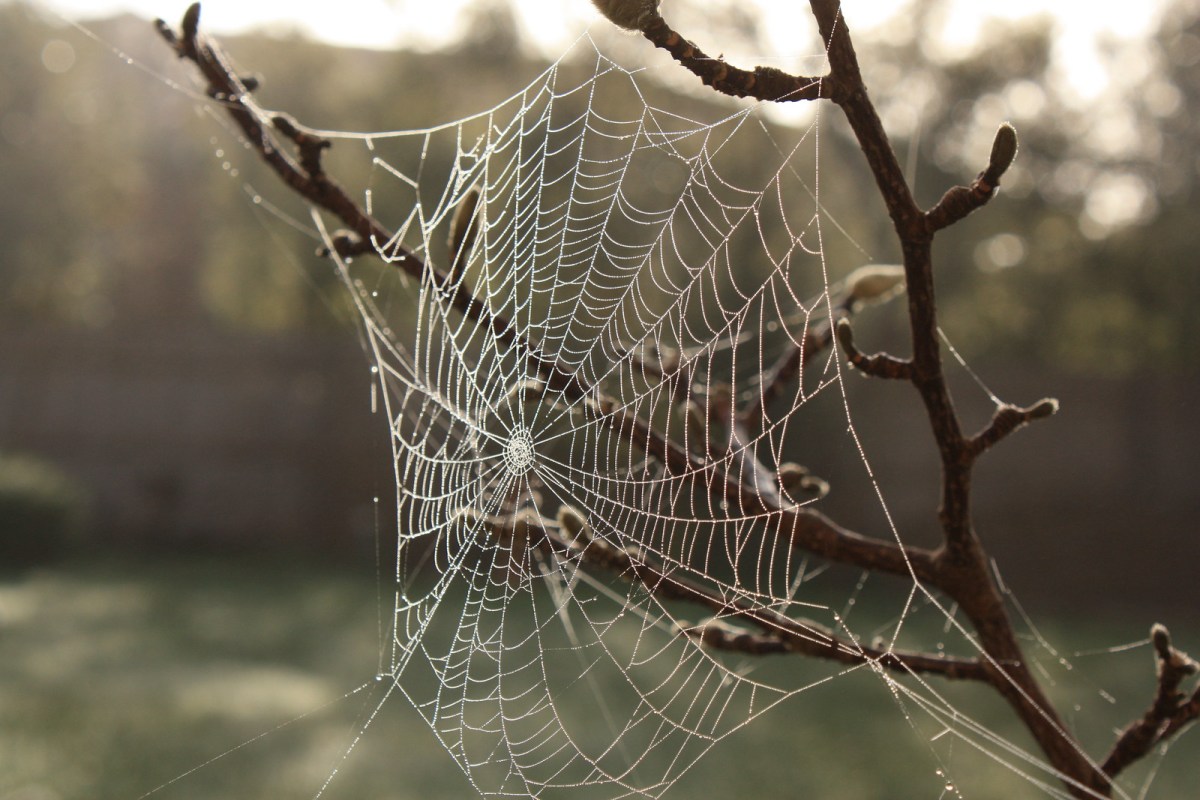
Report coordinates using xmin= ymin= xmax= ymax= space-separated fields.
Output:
xmin=680 ymin=618 xmax=988 ymax=680
xmin=591 ymin=1 xmax=830 ymax=103
xmin=966 ymin=399 xmax=1060 ymax=459
xmin=741 ymin=322 xmax=829 ymax=429
xmin=533 ymin=513 xmax=985 ymax=680
xmin=154 ymin=4 xmax=586 ymax=400
xmin=835 ymin=318 xmax=913 ymax=380
xmin=927 ymin=123 xmax=1019 ymax=233
xmin=598 ymin=390 xmax=941 ymax=583
xmin=1103 ymin=624 xmax=1200 ymax=778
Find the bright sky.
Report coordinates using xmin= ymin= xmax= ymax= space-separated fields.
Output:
xmin=41 ymin=0 xmax=1171 ymax=100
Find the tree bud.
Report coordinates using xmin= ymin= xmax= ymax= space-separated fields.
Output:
xmin=1151 ymin=623 xmax=1171 ymax=658
xmin=1028 ymin=398 xmax=1059 ymax=419
xmin=989 ymin=123 xmax=1018 ymax=177
xmin=844 ymin=264 xmax=906 ymax=306
xmin=448 ymin=189 xmax=480 ymax=261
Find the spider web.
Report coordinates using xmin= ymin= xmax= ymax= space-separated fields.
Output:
xmin=112 ymin=16 xmax=1186 ymax=800
xmin=293 ymin=32 xmax=961 ymax=799
xmin=318 ymin=34 xmax=895 ymax=799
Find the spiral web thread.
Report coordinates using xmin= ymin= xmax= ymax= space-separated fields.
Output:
xmin=308 ymin=31 xmax=1112 ymax=800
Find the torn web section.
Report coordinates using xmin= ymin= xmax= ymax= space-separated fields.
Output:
xmin=329 ymin=33 xmax=885 ymax=800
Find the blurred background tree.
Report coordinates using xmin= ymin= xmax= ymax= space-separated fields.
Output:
xmin=5 ymin=0 xmax=1198 ymax=360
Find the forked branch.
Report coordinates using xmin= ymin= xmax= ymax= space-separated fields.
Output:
xmin=602 ymin=1 xmax=1177 ymax=796
xmin=1102 ymin=624 xmax=1200 ymax=778
xmin=154 ymin=2 xmax=1189 ymax=797
xmin=155 ymin=1 xmax=940 ymax=594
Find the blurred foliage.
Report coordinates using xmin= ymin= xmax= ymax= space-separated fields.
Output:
xmin=850 ymin=0 xmax=1200 ymax=375
xmin=2 ymin=556 xmax=1195 ymax=799
xmin=1 ymin=0 xmax=1198 ymax=369
xmin=0 ymin=450 xmax=88 ymax=566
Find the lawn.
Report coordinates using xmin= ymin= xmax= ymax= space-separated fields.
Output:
xmin=0 ymin=556 xmax=1192 ymax=799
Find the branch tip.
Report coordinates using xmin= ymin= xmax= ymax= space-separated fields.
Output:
xmin=556 ymin=504 xmax=591 ymax=541
xmin=1150 ymin=623 xmax=1198 ymax=675
xmin=968 ymin=398 xmax=1060 ymax=458
xmin=778 ymin=462 xmax=829 ymax=501
xmin=153 ymin=18 xmax=177 ymax=46
xmin=836 ymin=318 xmax=912 ymax=380
xmin=447 ymin=187 xmax=481 ymax=283
xmin=1103 ymin=622 xmax=1199 ymax=778
xmin=317 ymin=228 xmax=367 ymax=260
xmin=927 ymin=122 xmax=1018 ymax=231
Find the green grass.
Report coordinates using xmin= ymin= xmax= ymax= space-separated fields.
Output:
xmin=0 ymin=556 xmax=1193 ymax=799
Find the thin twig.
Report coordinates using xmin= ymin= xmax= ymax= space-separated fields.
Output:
xmin=1102 ymin=624 xmax=1199 ymax=778
xmin=966 ymin=399 xmax=1060 ymax=459
xmin=926 ymin=123 xmax=1019 ymax=233
xmin=630 ymin=13 xmax=830 ymax=103
xmin=740 ymin=316 xmax=834 ymax=430
xmin=155 ymin=3 xmax=585 ymax=399
xmin=835 ymin=318 xmax=913 ymax=380
xmin=528 ymin=514 xmax=985 ymax=680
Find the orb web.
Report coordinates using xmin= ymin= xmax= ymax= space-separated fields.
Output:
xmin=151 ymin=20 xmax=1167 ymax=800
xmin=318 ymin=36 xmax=850 ymax=797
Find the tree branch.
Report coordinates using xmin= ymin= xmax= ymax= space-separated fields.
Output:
xmin=926 ymin=123 xmax=1019 ymax=233
xmin=1103 ymin=624 xmax=1200 ymax=779
xmin=591 ymin=3 xmax=832 ymax=103
xmin=966 ymin=398 xmax=1059 ymax=460
xmin=835 ymin=318 xmax=913 ymax=380
xmin=156 ymin=3 xmax=1160 ymax=795
xmin=530 ymin=510 xmax=985 ymax=681
xmin=155 ymin=3 xmax=588 ymax=401
xmin=595 ymin=389 xmax=941 ymax=583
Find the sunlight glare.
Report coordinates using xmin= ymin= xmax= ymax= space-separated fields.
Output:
xmin=39 ymin=0 xmax=1173 ymax=100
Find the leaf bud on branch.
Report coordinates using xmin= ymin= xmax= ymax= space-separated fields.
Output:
xmin=843 ymin=264 xmax=906 ymax=309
